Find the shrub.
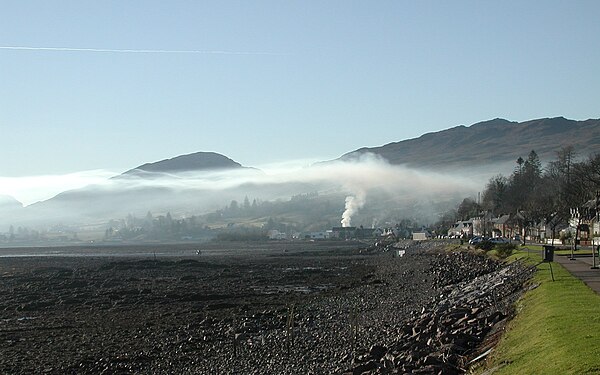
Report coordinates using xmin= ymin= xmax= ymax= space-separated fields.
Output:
xmin=475 ymin=240 xmax=494 ymax=251
xmin=496 ymin=243 xmax=517 ymax=258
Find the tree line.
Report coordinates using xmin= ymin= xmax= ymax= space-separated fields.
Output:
xmin=435 ymin=146 xmax=600 ymax=241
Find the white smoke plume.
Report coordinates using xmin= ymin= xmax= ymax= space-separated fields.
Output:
xmin=341 ymin=192 xmax=366 ymax=227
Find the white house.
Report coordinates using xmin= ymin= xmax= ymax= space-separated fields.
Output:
xmin=309 ymin=231 xmax=329 ymax=240
xmin=412 ymin=230 xmax=432 ymax=241
xmin=448 ymin=220 xmax=473 ymax=237
xmin=267 ymin=230 xmax=287 ymax=240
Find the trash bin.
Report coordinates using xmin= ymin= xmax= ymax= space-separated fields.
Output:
xmin=543 ymin=245 xmax=555 ymax=262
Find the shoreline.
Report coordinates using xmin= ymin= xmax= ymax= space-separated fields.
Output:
xmin=0 ymin=241 xmax=532 ymax=374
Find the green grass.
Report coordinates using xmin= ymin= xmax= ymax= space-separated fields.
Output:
xmin=475 ymin=249 xmax=600 ymax=374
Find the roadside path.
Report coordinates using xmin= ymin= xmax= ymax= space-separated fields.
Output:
xmin=553 ymin=252 xmax=600 ymax=295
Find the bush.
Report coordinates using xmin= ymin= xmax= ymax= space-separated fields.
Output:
xmin=475 ymin=240 xmax=494 ymax=251
xmin=496 ymin=243 xmax=517 ymax=258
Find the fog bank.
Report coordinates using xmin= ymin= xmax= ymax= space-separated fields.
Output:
xmin=1 ymin=154 xmax=485 ymax=229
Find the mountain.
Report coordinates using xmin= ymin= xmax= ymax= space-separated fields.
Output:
xmin=121 ymin=151 xmax=243 ymax=177
xmin=340 ymin=117 xmax=600 ymax=170
xmin=20 ymin=152 xmax=252 ymax=224
xmin=0 ymin=196 xmax=24 ymax=229
xmin=7 ymin=117 xmax=600 ymax=232
xmin=0 ymin=195 xmax=23 ymax=210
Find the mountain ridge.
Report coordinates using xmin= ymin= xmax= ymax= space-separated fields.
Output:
xmin=6 ymin=116 xmax=600 ymax=230
xmin=340 ymin=117 xmax=600 ymax=169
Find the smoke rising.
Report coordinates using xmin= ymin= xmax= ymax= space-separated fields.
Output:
xmin=341 ymin=192 xmax=366 ymax=227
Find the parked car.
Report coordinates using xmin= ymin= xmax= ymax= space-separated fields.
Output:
xmin=490 ymin=237 xmax=509 ymax=244
xmin=469 ymin=236 xmax=484 ymax=245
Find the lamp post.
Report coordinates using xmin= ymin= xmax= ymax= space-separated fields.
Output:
xmin=592 ymin=209 xmax=599 ymax=269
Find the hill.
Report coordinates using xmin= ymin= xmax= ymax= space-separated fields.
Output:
xmin=0 ymin=195 xmax=23 ymax=210
xmin=121 ymin=151 xmax=243 ymax=177
xmin=12 ymin=152 xmax=251 ymax=228
xmin=340 ymin=117 xmax=600 ymax=170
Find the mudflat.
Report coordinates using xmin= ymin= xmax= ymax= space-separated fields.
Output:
xmin=0 ymin=241 xmax=530 ymax=374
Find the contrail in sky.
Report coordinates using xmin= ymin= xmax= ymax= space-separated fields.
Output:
xmin=0 ymin=45 xmax=285 ymax=55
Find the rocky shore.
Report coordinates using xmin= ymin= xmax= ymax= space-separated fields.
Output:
xmin=0 ymin=241 xmax=533 ymax=374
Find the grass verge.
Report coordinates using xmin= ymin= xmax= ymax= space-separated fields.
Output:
xmin=474 ymin=248 xmax=600 ymax=374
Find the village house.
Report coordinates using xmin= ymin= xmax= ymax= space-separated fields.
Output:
xmin=331 ymin=227 xmax=356 ymax=240
xmin=537 ymin=217 xmax=569 ymax=244
xmin=412 ymin=228 xmax=432 ymax=241
xmin=382 ymin=227 xmax=401 ymax=238
xmin=267 ymin=229 xmax=288 ymax=240
xmin=569 ymin=195 xmax=600 ymax=247
xmin=449 ymin=213 xmax=523 ymax=240
xmin=308 ymin=231 xmax=329 ymax=240
xmin=447 ymin=219 xmax=473 ymax=238
xmin=491 ymin=214 xmax=511 ymax=238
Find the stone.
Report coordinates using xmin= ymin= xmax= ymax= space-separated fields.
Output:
xmin=369 ymin=344 xmax=387 ymax=360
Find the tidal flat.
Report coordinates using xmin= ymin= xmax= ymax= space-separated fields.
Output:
xmin=0 ymin=241 xmax=531 ymax=374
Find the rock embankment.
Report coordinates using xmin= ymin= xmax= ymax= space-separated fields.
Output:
xmin=347 ymin=252 xmax=533 ymax=374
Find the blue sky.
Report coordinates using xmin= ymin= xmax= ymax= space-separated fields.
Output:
xmin=1 ymin=1 xmax=599 ymax=178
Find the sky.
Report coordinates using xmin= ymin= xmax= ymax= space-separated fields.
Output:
xmin=1 ymin=1 xmax=600 ymax=197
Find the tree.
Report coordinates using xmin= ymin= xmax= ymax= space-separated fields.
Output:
xmin=516 ymin=150 xmax=544 ymax=241
xmin=515 ymin=156 xmax=525 ymax=175
xmin=523 ymin=150 xmax=542 ymax=182
xmin=548 ymin=146 xmax=575 ymax=184
xmin=481 ymin=175 xmax=508 ymax=213
xmin=433 ymin=208 xmax=457 ymax=236
xmin=144 ymin=211 xmax=154 ymax=231
xmin=457 ymin=198 xmax=480 ymax=221
xmin=504 ymin=151 xmax=543 ymax=219
xmin=576 ymin=153 xmax=600 ymax=189
xmin=544 ymin=146 xmax=578 ymax=241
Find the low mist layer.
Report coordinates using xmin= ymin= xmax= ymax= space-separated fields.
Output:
xmin=1 ymin=154 xmax=483 ymax=230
